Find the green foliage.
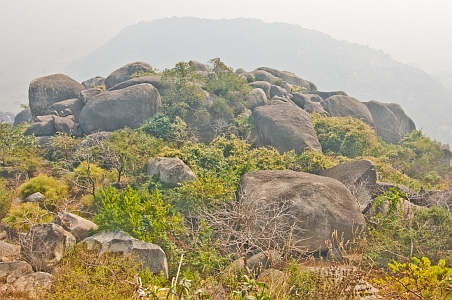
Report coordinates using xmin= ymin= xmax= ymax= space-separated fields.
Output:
xmin=365 ymin=188 xmax=452 ymax=267
xmin=0 ymin=179 xmax=12 ymax=219
xmin=94 ymin=186 xmax=183 ymax=247
xmin=48 ymin=133 xmax=80 ymax=161
xmin=18 ymin=174 xmax=69 ymax=204
xmin=161 ymin=61 xmax=206 ymax=118
xmin=68 ymin=161 xmax=112 ymax=195
xmin=232 ymin=275 xmax=270 ymax=300
xmin=205 ymin=58 xmax=251 ymax=106
xmin=2 ymin=202 xmax=53 ymax=232
xmin=0 ymin=123 xmax=41 ymax=173
xmin=291 ymin=149 xmax=339 ymax=172
xmin=375 ymin=257 xmax=452 ymax=299
xmin=312 ymin=113 xmax=379 ymax=158
xmin=386 ymin=130 xmax=451 ymax=187
xmin=142 ymin=113 xmax=187 ymax=143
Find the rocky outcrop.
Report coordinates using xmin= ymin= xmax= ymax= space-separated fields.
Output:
xmin=309 ymin=91 xmax=348 ymax=100
xmin=82 ymin=76 xmax=105 ymax=89
xmin=321 ymin=95 xmax=375 ymax=128
xmin=44 ymin=98 xmax=84 ymax=122
xmin=238 ymin=170 xmax=366 ymax=253
xmin=0 ymin=241 xmax=21 ymax=262
xmin=246 ymin=88 xmax=267 ymax=110
xmin=80 ymin=88 xmax=103 ymax=104
xmin=363 ymin=100 xmax=416 ymax=144
xmin=79 ymin=83 xmax=161 ymax=134
xmin=20 ymin=223 xmax=76 ymax=271
xmin=304 ymin=101 xmax=329 ymax=115
xmin=11 ymin=272 xmax=54 ymax=299
xmin=249 ymin=81 xmax=271 ymax=98
xmin=82 ymin=231 xmax=168 ymax=278
xmin=108 ymin=75 xmax=163 ymax=92
xmin=251 ymin=104 xmax=322 ymax=154
xmin=0 ymin=261 xmax=33 ymax=282
xmin=52 ymin=212 xmax=98 ymax=242
xmin=104 ymin=62 xmax=153 ymax=90
xmin=13 ymin=109 xmax=32 ymax=126
xmin=147 ymin=157 xmax=197 ymax=187
xmin=28 ymin=74 xmax=85 ymax=118
xmin=256 ymin=67 xmax=316 ymax=91
xmin=23 ymin=192 xmax=45 ymax=203
xmin=314 ymin=160 xmax=377 ymax=210
xmin=23 ymin=116 xmax=56 ymax=137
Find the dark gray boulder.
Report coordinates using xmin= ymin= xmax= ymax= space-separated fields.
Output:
xmin=251 ymin=104 xmax=321 ymax=154
xmin=23 ymin=192 xmax=46 ymax=203
xmin=52 ymin=115 xmax=78 ymax=135
xmin=309 ymin=90 xmax=348 ymax=100
xmin=270 ymin=85 xmax=291 ymax=99
xmin=20 ymin=223 xmax=76 ymax=271
xmin=385 ymin=103 xmax=416 ymax=139
xmin=238 ymin=170 xmax=366 ymax=253
xmin=256 ymin=67 xmax=316 ymax=91
xmin=79 ymin=83 xmax=161 ymax=134
xmin=80 ymin=88 xmax=104 ymax=105
xmin=314 ymin=160 xmax=377 ymax=210
xmin=104 ymin=61 xmax=153 ymax=90
xmin=321 ymin=95 xmax=375 ymax=128
xmin=44 ymin=98 xmax=84 ymax=122
xmin=13 ymin=109 xmax=32 ymax=126
xmin=28 ymin=74 xmax=85 ymax=118
xmin=0 ymin=241 xmax=21 ymax=262
xmin=147 ymin=157 xmax=197 ymax=187
xmin=250 ymin=70 xmax=278 ymax=85
xmin=304 ymin=101 xmax=329 ymax=115
xmin=0 ymin=261 xmax=32 ymax=281
xmin=363 ymin=100 xmax=403 ymax=144
xmin=82 ymin=231 xmax=168 ymax=278
xmin=108 ymin=75 xmax=163 ymax=93
xmin=291 ymin=93 xmax=309 ymax=108
xmin=189 ymin=60 xmax=211 ymax=72
xmin=247 ymin=88 xmax=267 ymax=110
xmin=249 ymin=81 xmax=271 ymax=98
xmin=24 ymin=118 xmax=56 ymax=137
xmin=82 ymin=76 xmax=105 ymax=89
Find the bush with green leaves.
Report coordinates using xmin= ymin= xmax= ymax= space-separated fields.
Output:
xmin=141 ymin=113 xmax=187 ymax=143
xmin=2 ymin=202 xmax=53 ymax=232
xmin=312 ymin=113 xmax=379 ymax=158
xmin=18 ymin=174 xmax=69 ymax=204
xmin=0 ymin=178 xmax=12 ymax=219
xmin=364 ymin=187 xmax=452 ymax=267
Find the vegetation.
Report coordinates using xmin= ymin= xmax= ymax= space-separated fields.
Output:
xmin=1 ymin=58 xmax=452 ymax=299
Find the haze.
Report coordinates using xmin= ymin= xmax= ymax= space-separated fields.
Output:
xmin=1 ymin=0 xmax=451 ymax=112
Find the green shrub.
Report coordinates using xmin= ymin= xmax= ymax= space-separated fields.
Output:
xmin=0 ymin=179 xmax=12 ymax=219
xmin=312 ymin=113 xmax=379 ymax=158
xmin=2 ymin=202 xmax=53 ymax=232
xmin=141 ymin=113 xmax=187 ymax=143
xmin=18 ymin=174 xmax=69 ymax=204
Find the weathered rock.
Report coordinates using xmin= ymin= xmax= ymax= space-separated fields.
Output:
xmin=79 ymin=83 xmax=161 ymax=134
xmin=28 ymin=74 xmax=85 ymax=118
xmin=0 ymin=261 xmax=33 ymax=282
xmin=147 ymin=157 xmax=197 ymax=187
xmin=52 ymin=115 xmax=77 ymax=135
xmin=238 ymin=170 xmax=366 ymax=253
xmin=24 ymin=119 xmax=56 ymax=137
xmin=44 ymin=98 xmax=84 ymax=122
xmin=82 ymin=231 xmax=168 ymax=278
xmin=12 ymin=272 xmax=54 ymax=299
xmin=23 ymin=192 xmax=45 ymax=204
xmin=189 ymin=60 xmax=211 ymax=72
xmin=78 ymin=131 xmax=112 ymax=148
xmin=105 ymin=62 xmax=153 ymax=90
xmin=249 ymin=81 xmax=271 ymax=99
xmin=80 ymin=88 xmax=104 ymax=104
xmin=269 ymin=96 xmax=295 ymax=106
xmin=13 ymin=109 xmax=32 ymax=126
xmin=82 ymin=76 xmax=105 ymax=89
xmin=314 ymin=160 xmax=377 ymax=210
xmin=304 ymin=101 xmax=329 ymax=115
xmin=0 ymin=241 xmax=21 ymax=262
xmin=108 ymin=75 xmax=163 ymax=93
xmin=0 ymin=225 xmax=22 ymax=244
xmin=34 ymin=115 xmax=53 ymax=123
xmin=309 ymin=90 xmax=348 ymax=100
xmin=385 ymin=103 xmax=416 ymax=139
xmin=251 ymin=104 xmax=322 ymax=154
xmin=321 ymin=95 xmax=375 ymax=128
xmin=247 ymin=88 xmax=267 ymax=110
xmin=20 ymin=223 xmax=76 ymax=271
xmin=250 ymin=70 xmax=279 ymax=85
xmin=235 ymin=68 xmax=247 ymax=74
xmin=291 ymin=93 xmax=309 ymax=108
xmin=240 ymin=72 xmax=257 ymax=83
xmin=0 ymin=112 xmax=15 ymax=124
xmin=363 ymin=100 xmax=401 ymax=144
xmin=256 ymin=67 xmax=315 ymax=91
xmin=270 ymin=85 xmax=291 ymax=99
xmin=52 ymin=212 xmax=98 ymax=242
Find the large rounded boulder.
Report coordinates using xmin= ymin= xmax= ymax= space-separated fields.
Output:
xmin=238 ymin=170 xmax=366 ymax=253
xmin=28 ymin=74 xmax=85 ymax=118
xmin=79 ymin=83 xmax=161 ymax=134
xmin=321 ymin=95 xmax=375 ymax=128
xmin=251 ymin=104 xmax=321 ymax=154
xmin=104 ymin=61 xmax=153 ymax=90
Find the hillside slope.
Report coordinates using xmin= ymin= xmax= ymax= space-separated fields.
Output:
xmin=65 ymin=17 xmax=452 ymax=144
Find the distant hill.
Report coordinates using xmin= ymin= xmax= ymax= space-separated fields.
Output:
xmin=65 ymin=17 xmax=452 ymax=144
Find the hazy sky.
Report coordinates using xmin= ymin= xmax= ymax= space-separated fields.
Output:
xmin=1 ymin=0 xmax=451 ymax=111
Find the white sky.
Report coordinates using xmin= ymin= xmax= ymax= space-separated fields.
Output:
xmin=1 ymin=0 xmax=451 ymax=111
